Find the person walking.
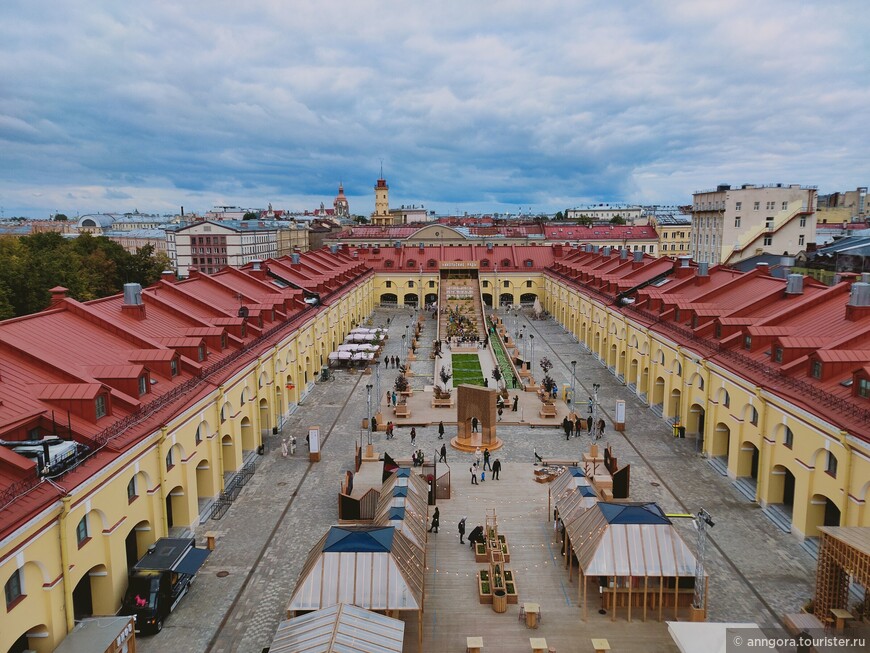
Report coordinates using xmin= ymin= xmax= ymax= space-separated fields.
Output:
xmin=587 ymin=415 xmax=594 ymax=435
xmin=428 ymin=507 xmax=440 ymax=533
xmin=470 ymin=463 xmax=478 ymax=485
xmin=512 ymin=373 xmax=518 ymax=389
xmin=562 ymin=416 xmax=571 ymax=441
xmin=512 ymin=394 xmax=519 ymax=411
xmin=439 ymin=443 xmax=447 ymax=462
xmin=458 ymin=516 xmax=467 ymax=544
xmin=384 ymin=356 xmax=388 ymax=368
xmin=474 ymin=447 xmax=482 ymax=467
xmin=281 ymin=439 xmax=289 ymax=458
xmin=567 ymin=418 xmax=574 ymax=439
xmin=438 ymin=421 xmax=445 ymax=439
xmin=483 ymin=448 xmax=491 ymax=471
xmin=492 ymin=458 xmax=501 ymax=480
xmin=597 ymin=418 xmax=606 ymax=439
xmin=575 ymin=415 xmax=583 ymax=437
xmin=410 ymin=427 xmax=416 ymax=446
xmin=386 ymin=391 xmax=392 ymax=407
xmin=471 ymin=416 xmax=479 ymax=433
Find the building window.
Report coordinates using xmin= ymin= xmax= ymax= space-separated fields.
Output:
xmin=782 ymin=201 xmax=788 ymax=210
xmin=826 ymin=452 xmax=838 ymax=477
xmin=859 ymin=378 xmax=870 ymax=398
xmin=503 ymin=281 xmax=510 ymax=288
xmin=76 ymin=516 xmax=89 ymax=547
xmin=170 ymin=358 xmax=178 ymax=377
xmin=4 ymin=569 xmax=23 ymax=609
xmin=428 ymin=280 xmax=435 ymax=288
xmin=811 ymin=360 xmax=822 ymax=379
xmin=798 ymin=235 xmax=805 ymax=246
xmin=734 ymin=216 xmax=741 ymax=228
xmin=800 ymin=216 xmax=806 ymax=227
xmin=749 ymin=406 xmax=759 ymax=425
xmin=735 ymin=202 xmax=742 ymax=211
xmin=482 ymin=280 xmax=489 ymax=288
xmin=166 ymin=448 xmax=175 ymax=470
xmin=753 ymin=201 xmax=760 ymax=210
xmin=95 ymin=395 xmax=106 ymax=419
xmin=763 ymin=235 xmax=772 ymax=246
xmin=138 ymin=376 xmax=148 ymax=396
xmin=127 ymin=477 xmax=138 ymax=503
xmin=783 ymin=426 xmax=793 ymax=449
xmin=773 ymin=347 xmax=783 ymax=363
xmin=198 ymin=345 xmax=205 ymax=361
xmin=721 ymin=390 xmax=730 ymax=408
xmin=384 ymin=280 xmax=392 ymax=288
xmin=744 ymin=335 xmax=752 ymax=350
xmin=526 ymin=280 xmax=533 ymax=288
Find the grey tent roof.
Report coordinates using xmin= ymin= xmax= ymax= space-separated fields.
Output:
xmin=374 ymin=470 xmax=428 ymax=549
xmin=269 ymin=603 xmax=405 ymax=653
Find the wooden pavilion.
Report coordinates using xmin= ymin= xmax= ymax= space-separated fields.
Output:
xmin=814 ymin=527 xmax=870 ymax=625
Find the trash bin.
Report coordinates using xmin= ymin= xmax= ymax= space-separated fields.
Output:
xmin=492 ymin=589 xmax=507 ymax=613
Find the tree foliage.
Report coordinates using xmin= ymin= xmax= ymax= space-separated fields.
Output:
xmin=609 ymin=215 xmax=626 ymax=225
xmin=243 ymin=212 xmax=259 ymax=220
xmin=0 ymin=232 xmax=171 ymax=318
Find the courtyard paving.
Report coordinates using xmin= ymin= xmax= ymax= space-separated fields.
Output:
xmin=136 ymin=308 xmax=817 ymax=653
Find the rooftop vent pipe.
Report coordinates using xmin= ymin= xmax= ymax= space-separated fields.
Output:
xmin=330 ymin=244 xmax=339 ymax=254
xmin=620 ymin=248 xmax=628 ymax=260
xmin=252 ymin=260 xmax=262 ymax=271
xmin=862 ymin=273 xmax=870 ymax=284
xmin=633 ymin=251 xmax=643 ymax=262
xmin=697 ymin=261 xmax=709 ymax=276
xmin=291 ymin=253 xmax=300 ymax=264
xmin=785 ymin=274 xmax=803 ymax=295
xmin=678 ymin=256 xmax=691 ymax=268
xmin=123 ymin=283 xmax=143 ymax=305
xmin=849 ymin=282 xmax=870 ymax=307
xmin=602 ymin=246 xmax=611 ymax=256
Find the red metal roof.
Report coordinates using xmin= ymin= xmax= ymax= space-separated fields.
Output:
xmin=543 ymin=224 xmax=657 ymax=240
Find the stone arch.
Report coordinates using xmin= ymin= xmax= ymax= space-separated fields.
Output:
xmin=127 ymin=470 xmax=151 ymax=502
xmin=240 ymin=386 xmax=250 ymax=406
xmin=220 ymin=401 xmax=233 ymax=424
xmin=7 ymin=622 xmax=50 ymax=653
xmin=717 ymin=387 xmax=730 ymax=408
xmin=639 ymin=341 xmax=649 ymax=356
xmin=259 ymin=398 xmax=270 ymax=438
xmin=671 ymin=360 xmax=682 ymax=377
xmin=629 ymin=358 xmax=639 ymax=388
xmin=629 ymin=334 xmax=639 ymax=349
xmin=240 ymin=416 xmax=255 ymax=452
xmin=221 ymin=434 xmax=238 ymax=473
xmin=72 ymin=563 xmax=114 ymax=618
xmin=195 ymin=458 xmax=217 ymax=502
xmin=669 ymin=388 xmax=682 ymax=420
xmin=654 ymin=349 xmax=665 ymax=365
xmin=195 ymin=421 xmax=209 ymax=445
xmin=124 ymin=519 xmax=154 ymax=572
xmin=687 ymin=403 xmax=705 ymax=439
xmin=166 ymin=442 xmax=185 ymax=471
xmin=711 ymin=422 xmax=730 ymax=459
xmin=652 ymin=376 xmax=665 ymax=407
xmin=688 ymin=372 xmax=704 ymax=390
xmin=165 ymin=484 xmax=191 ymax=529
xmin=767 ymin=464 xmax=797 ymax=527
xmin=742 ymin=404 xmax=759 ymax=426
xmin=772 ymin=423 xmax=794 ymax=448
xmin=806 ymin=492 xmax=841 ymax=536
xmin=258 ymin=371 xmax=269 ymax=389
xmin=736 ymin=440 xmax=760 ymax=482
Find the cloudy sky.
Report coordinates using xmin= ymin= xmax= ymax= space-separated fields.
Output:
xmin=1 ymin=1 xmax=867 ymax=218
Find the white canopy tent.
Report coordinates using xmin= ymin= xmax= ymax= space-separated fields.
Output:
xmin=667 ymin=622 xmax=758 ymax=653
xmin=269 ymin=603 xmax=405 ymax=653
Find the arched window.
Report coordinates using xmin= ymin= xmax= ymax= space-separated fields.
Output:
xmin=783 ymin=426 xmax=793 ymax=449
xmin=406 ymin=259 xmax=416 ymax=268
xmin=76 ymin=515 xmax=90 ymax=546
xmin=826 ymin=451 xmax=838 ymax=477
xmin=127 ymin=477 xmax=138 ymax=503
xmin=481 ymin=259 xmax=490 ymax=268
xmin=748 ymin=406 xmax=759 ymax=425
xmin=427 ymin=259 xmax=437 ymax=268
xmin=721 ymin=389 xmax=730 ymax=408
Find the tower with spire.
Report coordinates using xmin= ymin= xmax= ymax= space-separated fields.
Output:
xmin=333 ymin=183 xmax=349 ymax=219
xmin=371 ymin=164 xmax=391 ymax=226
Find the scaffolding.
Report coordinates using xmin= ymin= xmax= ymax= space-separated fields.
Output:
xmin=814 ymin=527 xmax=870 ymax=623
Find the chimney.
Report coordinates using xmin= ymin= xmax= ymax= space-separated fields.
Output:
xmin=394 ymin=241 xmax=401 ymax=249
xmin=553 ymin=243 xmax=563 ymax=257
xmin=252 ymin=259 xmax=261 ymax=272
xmin=696 ymin=261 xmax=710 ymax=283
xmin=188 ymin=266 xmax=200 ymax=278
xmin=846 ymin=282 xmax=870 ymax=320
xmin=161 ymin=270 xmax=176 ymax=283
xmin=619 ymin=248 xmax=628 ymax=260
xmin=756 ymin=262 xmax=769 ymax=273
xmin=631 ymin=251 xmax=644 ymax=268
xmin=180 ymin=206 xmax=184 ymax=217
xmin=49 ymin=286 xmax=69 ymax=307
xmin=593 ymin=245 xmax=600 ymax=254
xmin=121 ymin=283 xmax=146 ymax=319
xmin=785 ymin=274 xmax=803 ymax=295
xmin=602 ymin=246 xmax=611 ymax=257
xmin=675 ymin=256 xmax=693 ymax=278
xmin=330 ymin=244 xmax=339 ymax=254
xmin=487 ymin=242 xmax=493 ymax=252
xmin=291 ymin=253 xmax=301 ymax=265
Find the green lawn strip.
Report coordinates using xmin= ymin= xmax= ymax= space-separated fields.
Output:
xmin=488 ymin=318 xmax=518 ymax=383
xmin=451 ymin=353 xmax=485 ymax=386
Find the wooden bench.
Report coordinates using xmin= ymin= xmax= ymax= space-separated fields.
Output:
xmin=431 ymin=397 xmax=454 ymax=408
xmin=204 ymin=531 xmax=217 ymax=551
xmin=541 ymin=459 xmax=579 ymax=467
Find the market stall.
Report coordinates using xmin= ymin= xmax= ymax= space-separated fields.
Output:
xmin=269 ymin=603 xmax=405 ymax=653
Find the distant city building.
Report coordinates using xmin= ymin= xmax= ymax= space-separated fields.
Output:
xmin=168 ymin=220 xmax=281 ymax=276
xmin=650 ymin=214 xmax=693 ymax=258
xmin=691 ymin=183 xmax=817 ymax=265
xmin=567 ymin=204 xmax=643 ymax=223
xmin=102 ymin=228 xmax=168 ymax=254
xmin=371 ymin=175 xmax=391 ymax=226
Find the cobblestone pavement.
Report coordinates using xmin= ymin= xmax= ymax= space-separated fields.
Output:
xmin=138 ymin=308 xmax=816 ymax=653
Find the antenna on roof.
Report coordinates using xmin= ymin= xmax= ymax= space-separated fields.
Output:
xmin=379 ymin=160 xmax=383 ymax=179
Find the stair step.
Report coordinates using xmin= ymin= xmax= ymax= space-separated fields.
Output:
xmin=732 ymin=477 xmax=757 ymax=502
xmin=801 ymin=537 xmax=820 ymax=559
xmin=762 ymin=505 xmax=792 ymax=533
xmin=706 ymin=456 xmax=728 ymax=476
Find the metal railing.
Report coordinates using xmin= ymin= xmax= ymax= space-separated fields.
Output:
xmin=210 ymin=460 xmax=256 ymax=520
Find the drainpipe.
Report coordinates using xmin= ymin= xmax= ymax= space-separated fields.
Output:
xmin=59 ymin=495 xmax=75 ymax=632
xmin=701 ymin=358 xmax=713 ymax=457
xmin=158 ymin=426 xmax=169 ymax=536
xmin=841 ymin=437 xmax=853 ymax=525
xmin=216 ymin=385 xmax=226 ymax=490
xmin=755 ymin=387 xmax=769 ymax=503
xmin=254 ymin=357 xmax=264 ymax=451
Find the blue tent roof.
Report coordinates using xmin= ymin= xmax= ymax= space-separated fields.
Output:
xmin=392 ymin=486 xmax=408 ymax=497
xmin=396 ymin=468 xmax=410 ymax=478
xmin=568 ymin=467 xmax=585 ymax=477
xmin=579 ymin=485 xmax=597 ymax=498
xmin=322 ymin=526 xmax=395 ymax=553
xmin=387 ymin=506 xmax=406 ymax=520
xmin=599 ymin=502 xmax=670 ymax=525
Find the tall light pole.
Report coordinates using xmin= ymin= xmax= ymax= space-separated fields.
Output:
xmin=592 ymin=382 xmax=600 ymax=438
xmin=494 ymin=264 xmax=499 ymax=313
xmin=571 ymin=360 xmax=577 ymax=406
xmin=375 ymin=360 xmax=381 ymax=415
xmin=529 ymin=334 xmax=535 ymax=378
xmin=366 ymin=384 xmax=373 ymax=446
xmin=418 ymin=266 xmax=423 ymax=312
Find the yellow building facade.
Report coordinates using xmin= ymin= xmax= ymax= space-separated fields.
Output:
xmin=0 ymin=276 xmax=373 ymax=653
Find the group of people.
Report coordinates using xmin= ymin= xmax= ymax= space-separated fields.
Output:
xmin=469 ymin=446 xmax=501 ymax=484
xmin=385 ymin=390 xmax=400 ymax=407
xmin=383 ymin=355 xmax=401 ymax=369
xmin=562 ymin=415 xmax=606 ymax=440
xmin=412 ymin=449 xmax=425 ymax=466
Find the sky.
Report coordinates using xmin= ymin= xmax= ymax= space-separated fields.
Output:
xmin=1 ymin=1 xmax=868 ymax=218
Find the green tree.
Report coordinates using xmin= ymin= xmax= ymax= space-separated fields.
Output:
xmin=577 ymin=215 xmax=593 ymax=226
xmin=53 ymin=213 xmax=68 ymax=221
xmin=554 ymin=211 xmax=564 ymax=221
xmin=610 ymin=215 xmax=626 ymax=225
xmin=243 ymin=212 xmax=259 ymax=220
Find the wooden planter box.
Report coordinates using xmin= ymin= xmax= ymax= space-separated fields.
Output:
xmin=431 ymin=398 xmax=454 ymax=408
xmin=475 ymin=543 xmax=488 ymax=563
xmin=504 ymin=571 xmax=519 ymax=604
xmin=498 ymin=536 xmax=511 ymax=564
xmin=539 ymin=404 xmax=557 ymax=418
xmin=478 ymin=572 xmax=492 ymax=604
xmin=394 ymin=405 xmax=410 ymax=418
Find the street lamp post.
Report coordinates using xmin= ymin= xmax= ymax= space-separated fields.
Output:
xmin=529 ymin=334 xmax=535 ymax=378
xmin=365 ymin=383 xmax=373 ymax=447
xmin=375 ymin=361 xmax=381 ymax=417
xmin=571 ymin=360 xmax=577 ymax=407
xmin=592 ymin=383 xmax=601 ymax=438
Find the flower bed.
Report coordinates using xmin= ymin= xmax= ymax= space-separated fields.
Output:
xmin=488 ymin=318 xmax=521 ymax=386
